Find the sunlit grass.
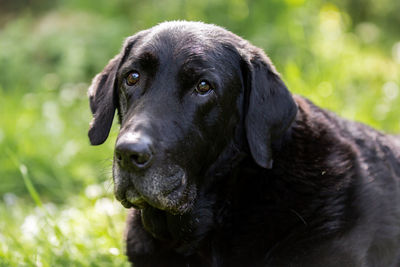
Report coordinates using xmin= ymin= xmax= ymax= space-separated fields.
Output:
xmin=0 ymin=165 xmax=129 ymax=266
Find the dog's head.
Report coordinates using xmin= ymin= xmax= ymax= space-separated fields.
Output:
xmin=88 ymin=21 xmax=297 ymax=214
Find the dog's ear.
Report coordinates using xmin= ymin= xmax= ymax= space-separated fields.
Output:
xmin=242 ymin=48 xmax=297 ymax=168
xmin=88 ymin=55 xmax=121 ymax=145
xmin=88 ymin=31 xmax=149 ymax=145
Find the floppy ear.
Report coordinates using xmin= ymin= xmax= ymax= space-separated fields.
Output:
xmin=243 ymin=49 xmax=298 ymax=168
xmin=88 ymin=30 xmax=150 ymax=145
xmin=88 ymin=55 xmax=120 ymax=145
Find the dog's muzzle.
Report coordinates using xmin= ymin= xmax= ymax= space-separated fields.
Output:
xmin=113 ymin=131 xmax=196 ymax=214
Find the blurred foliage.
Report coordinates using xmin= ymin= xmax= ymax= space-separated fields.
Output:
xmin=0 ymin=0 xmax=399 ymax=266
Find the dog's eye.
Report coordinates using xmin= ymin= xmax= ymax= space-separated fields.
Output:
xmin=196 ymin=80 xmax=213 ymax=94
xmin=126 ymin=71 xmax=140 ymax=86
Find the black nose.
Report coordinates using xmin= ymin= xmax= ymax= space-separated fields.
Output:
xmin=115 ymin=133 xmax=154 ymax=170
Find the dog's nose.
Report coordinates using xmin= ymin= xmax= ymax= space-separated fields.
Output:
xmin=115 ymin=133 xmax=154 ymax=170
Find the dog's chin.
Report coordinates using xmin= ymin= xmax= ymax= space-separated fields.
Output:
xmin=121 ymin=187 xmax=147 ymax=209
xmin=115 ymin=165 xmax=197 ymax=215
xmin=123 ymin=184 xmax=197 ymax=215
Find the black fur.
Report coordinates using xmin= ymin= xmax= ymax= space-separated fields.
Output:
xmin=88 ymin=21 xmax=400 ymax=266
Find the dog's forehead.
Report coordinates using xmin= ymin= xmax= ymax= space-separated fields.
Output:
xmin=146 ymin=21 xmax=223 ymax=48
xmin=127 ymin=22 xmax=236 ymax=64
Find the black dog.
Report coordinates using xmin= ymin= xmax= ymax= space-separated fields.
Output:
xmin=88 ymin=21 xmax=400 ymax=266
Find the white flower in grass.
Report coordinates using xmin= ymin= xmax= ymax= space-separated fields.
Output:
xmin=21 ymin=214 xmax=40 ymax=240
xmin=35 ymin=256 xmax=43 ymax=267
xmin=59 ymin=207 xmax=81 ymax=234
xmin=61 ymin=207 xmax=81 ymax=219
xmin=85 ymin=184 xmax=104 ymax=199
xmin=94 ymin=198 xmax=120 ymax=215
xmin=109 ymin=247 xmax=120 ymax=255
xmin=58 ymin=219 xmax=71 ymax=235
xmin=48 ymin=233 xmax=60 ymax=246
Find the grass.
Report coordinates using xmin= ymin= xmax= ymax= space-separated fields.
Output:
xmin=0 ymin=0 xmax=399 ymax=266
xmin=1 ymin=151 xmax=129 ymax=266
xmin=0 ymin=192 xmax=129 ymax=266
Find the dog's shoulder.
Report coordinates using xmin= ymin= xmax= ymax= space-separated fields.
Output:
xmin=293 ymin=95 xmax=400 ymax=176
xmin=294 ymin=95 xmax=399 ymax=150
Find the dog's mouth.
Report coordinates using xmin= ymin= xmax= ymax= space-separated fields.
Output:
xmin=114 ymin=165 xmax=197 ymax=214
xmin=119 ymin=187 xmax=148 ymax=209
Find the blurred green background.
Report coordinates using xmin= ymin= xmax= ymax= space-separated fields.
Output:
xmin=0 ymin=0 xmax=399 ymax=266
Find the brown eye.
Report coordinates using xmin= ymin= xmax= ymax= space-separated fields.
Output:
xmin=196 ymin=80 xmax=213 ymax=94
xmin=126 ymin=71 xmax=140 ymax=86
